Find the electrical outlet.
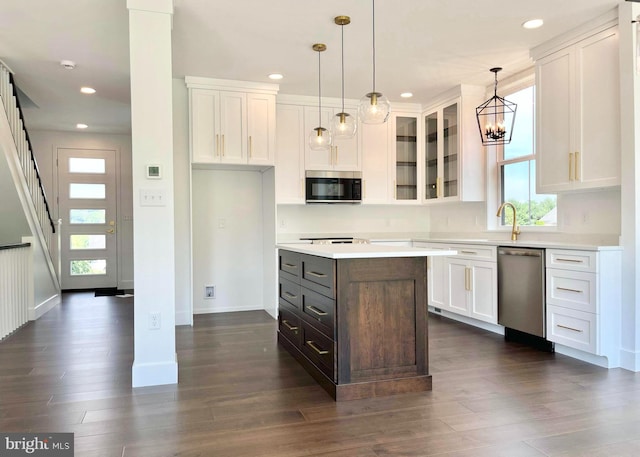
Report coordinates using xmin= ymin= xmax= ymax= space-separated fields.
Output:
xmin=149 ymin=312 xmax=161 ymax=330
xmin=205 ymin=285 xmax=215 ymax=299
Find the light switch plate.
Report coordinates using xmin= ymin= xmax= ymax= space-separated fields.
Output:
xmin=140 ymin=189 xmax=166 ymax=206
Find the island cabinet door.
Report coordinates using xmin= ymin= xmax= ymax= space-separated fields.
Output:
xmin=336 ymin=257 xmax=428 ymax=385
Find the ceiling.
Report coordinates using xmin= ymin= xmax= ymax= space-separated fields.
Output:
xmin=0 ymin=0 xmax=621 ymax=135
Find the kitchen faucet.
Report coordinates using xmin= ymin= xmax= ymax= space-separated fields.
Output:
xmin=496 ymin=202 xmax=521 ymax=241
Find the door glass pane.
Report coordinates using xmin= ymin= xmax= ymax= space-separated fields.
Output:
xmin=70 ymin=259 xmax=106 ymax=276
xmin=69 ymin=209 xmax=106 ymax=224
xmin=70 ymin=183 xmax=105 ymax=199
xmin=425 ymin=112 xmax=438 ymax=199
xmin=69 ymin=158 xmax=105 ymax=173
xmin=443 ymin=103 xmax=458 ymax=198
xmin=395 ymin=116 xmax=417 ymax=200
xmin=70 ymin=235 xmax=106 ymax=250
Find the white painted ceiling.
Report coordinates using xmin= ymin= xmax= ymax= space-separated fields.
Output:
xmin=0 ymin=0 xmax=621 ymax=135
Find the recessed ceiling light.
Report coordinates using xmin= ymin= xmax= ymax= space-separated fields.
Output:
xmin=400 ymin=92 xmax=413 ymax=98
xmin=80 ymin=87 xmax=96 ymax=94
xmin=522 ymin=19 xmax=544 ymax=29
xmin=76 ymin=123 xmax=88 ymax=129
xmin=268 ymin=73 xmax=284 ymax=80
xmin=60 ymin=60 xmax=76 ymax=70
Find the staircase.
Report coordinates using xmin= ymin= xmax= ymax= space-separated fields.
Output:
xmin=0 ymin=60 xmax=60 ymax=323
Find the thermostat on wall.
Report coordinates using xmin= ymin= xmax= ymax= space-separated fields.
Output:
xmin=146 ymin=164 xmax=161 ymax=179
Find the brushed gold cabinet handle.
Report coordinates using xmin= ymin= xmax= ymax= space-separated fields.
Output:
xmin=284 ymin=291 xmax=298 ymax=299
xmin=334 ymin=146 xmax=338 ymax=165
xmin=307 ymin=305 xmax=328 ymax=316
xmin=106 ymin=228 xmax=115 ymax=234
xmin=306 ymin=340 xmax=329 ymax=355
xmin=222 ymin=134 xmax=225 ymax=157
xmin=249 ymin=135 xmax=253 ymax=158
xmin=557 ymin=287 xmax=583 ymax=294
xmin=282 ymin=320 xmax=298 ymax=331
xmin=575 ymin=151 xmax=580 ymax=181
xmin=216 ymin=134 xmax=220 ymax=156
xmin=363 ymin=180 xmax=367 ymax=199
xmin=556 ymin=258 xmax=582 ymax=263
xmin=557 ymin=324 xmax=583 ymax=333
xmin=283 ymin=263 xmax=297 ymax=269
xmin=307 ymin=271 xmax=327 ymax=278
xmin=460 ymin=251 xmax=477 ymax=255
xmin=569 ymin=152 xmax=574 ymax=181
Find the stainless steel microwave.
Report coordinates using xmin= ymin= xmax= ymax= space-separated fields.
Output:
xmin=305 ymin=170 xmax=362 ymax=204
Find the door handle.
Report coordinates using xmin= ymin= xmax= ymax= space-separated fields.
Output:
xmin=107 ymin=228 xmax=115 ymax=234
xmin=569 ymin=152 xmax=574 ymax=181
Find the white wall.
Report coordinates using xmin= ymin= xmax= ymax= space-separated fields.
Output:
xmin=0 ymin=146 xmax=30 ymax=243
xmin=29 ymin=130 xmax=134 ymax=289
xmin=192 ymin=169 xmax=266 ymax=314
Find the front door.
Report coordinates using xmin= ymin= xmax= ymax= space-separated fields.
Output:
xmin=58 ymin=148 xmax=118 ymax=289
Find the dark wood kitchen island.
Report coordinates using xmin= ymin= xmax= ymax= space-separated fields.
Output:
xmin=276 ymin=243 xmax=455 ymax=401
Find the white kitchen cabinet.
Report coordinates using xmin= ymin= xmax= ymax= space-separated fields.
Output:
xmin=422 ymin=85 xmax=485 ymax=203
xmin=360 ymin=122 xmax=389 ymax=204
xmin=445 ymin=246 xmax=497 ymax=324
xmin=414 ymin=241 xmax=449 ymax=310
xmin=275 ymin=104 xmax=305 ymax=204
xmin=186 ymin=77 xmax=278 ymax=166
xmin=533 ymin=25 xmax=620 ymax=193
xmin=304 ymin=106 xmax=360 ymax=171
xmin=390 ymin=112 xmax=420 ymax=203
xmin=545 ymin=248 xmax=621 ymax=366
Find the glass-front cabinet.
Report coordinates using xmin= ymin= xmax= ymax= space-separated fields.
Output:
xmin=392 ymin=113 xmax=419 ymax=202
xmin=424 ymin=101 xmax=459 ymax=201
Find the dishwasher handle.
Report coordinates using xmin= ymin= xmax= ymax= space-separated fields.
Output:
xmin=498 ymin=248 xmax=543 ymax=257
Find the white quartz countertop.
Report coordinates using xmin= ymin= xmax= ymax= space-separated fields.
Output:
xmin=276 ymin=243 xmax=457 ymax=259
xmin=410 ymin=238 xmax=622 ymax=251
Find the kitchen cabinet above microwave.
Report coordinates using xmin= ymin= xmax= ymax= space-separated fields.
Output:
xmin=186 ymin=77 xmax=279 ymax=167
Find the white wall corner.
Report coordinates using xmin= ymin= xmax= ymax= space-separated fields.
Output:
xmin=132 ymin=355 xmax=178 ymax=388
xmin=620 ymin=348 xmax=640 ymax=372
xmin=30 ymin=294 xmax=60 ymax=320
xmin=127 ymin=0 xmax=173 ymax=15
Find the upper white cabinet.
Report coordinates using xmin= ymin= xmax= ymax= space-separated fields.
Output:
xmin=186 ymin=77 xmax=278 ymax=166
xmin=390 ymin=112 xmax=420 ymax=203
xmin=533 ymin=22 xmax=620 ymax=192
xmin=304 ymin=106 xmax=360 ymax=171
xmin=422 ymin=85 xmax=485 ymax=203
xmin=275 ymin=104 xmax=305 ymax=204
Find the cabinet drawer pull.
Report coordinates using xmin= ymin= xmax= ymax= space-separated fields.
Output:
xmin=282 ymin=320 xmax=298 ymax=331
xmin=284 ymin=291 xmax=298 ymax=299
xmin=307 ymin=270 xmax=327 ymax=278
xmin=460 ymin=251 xmax=477 ymax=255
xmin=283 ymin=263 xmax=297 ymax=269
xmin=575 ymin=151 xmax=580 ymax=181
xmin=222 ymin=134 xmax=225 ymax=157
xmin=557 ymin=324 xmax=583 ymax=333
xmin=306 ymin=340 xmax=329 ymax=355
xmin=556 ymin=287 xmax=583 ymax=294
xmin=569 ymin=152 xmax=574 ymax=181
xmin=556 ymin=258 xmax=583 ymax=264
xmin=307 ymin=305 xmax=328 ymax=316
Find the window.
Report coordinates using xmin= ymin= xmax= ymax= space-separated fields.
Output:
xmin=498 ymin=85 xmax=556 ymax=227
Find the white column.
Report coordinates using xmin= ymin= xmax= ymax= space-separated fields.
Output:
xmin=127 ymin=0 xmax=178 ymax=387
xmin=619 ymin=2 xmax=640 ymax=372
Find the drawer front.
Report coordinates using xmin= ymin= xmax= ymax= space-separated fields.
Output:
xmin=279 ymin=250 xmax=301 ymax=281
xmin=300 ymin=321 xmax=335 ymax=381
xmin=279 ymin=277 xmax=301 ymax=310
xmin=301 ymin=288 xmax=335 ymax=338
xmin=301 ymin=254 xmax=335 ymax=298
xmin=278 ymin=306 xmax=301 ymax=347
xmin=546 ymin=268 xmax=597 ymax=313
xmin=547 ymin=304 xmax=597 ymax=354
xmin=546 ymin=249 xmax=597 ymax=273
xmin=450 ymin=244 xmax=496 ymax=261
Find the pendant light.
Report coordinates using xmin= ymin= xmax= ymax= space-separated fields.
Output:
xmin=308 ymin=43 xmax=332 ymax=151
xmin=358 ymin=0 xmax=390 ymax=124
xmin=331 ymin=16 xmax=357 ymax=139
xmin=475 ymin=67 xmax=517 ymax=146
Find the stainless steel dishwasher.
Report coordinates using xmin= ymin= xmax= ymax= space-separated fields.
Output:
xmin=497 ymin=247 xmax=549 ymax=346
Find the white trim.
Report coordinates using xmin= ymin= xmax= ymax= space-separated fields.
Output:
xmin=126 ymin=0 xmax=173 ymax=15
xmin=554 ymin=343 xmax=619 ymax=369
xmin=31 ymin=293 xmax=60 ymax=320
xmin=185 ymin=76 xmax=279 ymax=95
xmin=175 ymin=310 xmax=191 ymax=326
xmin=193 ymin=304 xmax=264 ymax=314
xmin=132 ymin=355 xmax=178 ymax=387
xmin=620 ymin=348 xmax=640 ymax=372
xmin=428 ymin=306 xmax=505 ymax=335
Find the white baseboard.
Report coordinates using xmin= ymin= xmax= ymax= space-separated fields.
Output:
xmin=428 ymin=306 xmax=505 ymax=335
xmin=175 ymin=309 xmax=192 ymax=326
xmin=264 ymin=306 xmax=277 ymax=320
xmin=30 ymin=293 xmax=60 ymax=320
xmin=554 ymin=344 xmax=616 ymax=369
xmin=132 ymin=355 xmax=178 ymax=387
xmin=620 ymin=348 xmax=640 ymax=372
xmin=193 ymin=304 xmax=264 ymax=314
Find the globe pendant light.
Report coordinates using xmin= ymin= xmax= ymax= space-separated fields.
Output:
xmin=308 ymin=43 xmax=332 ymax=151
xmin=358 ymin=0 xmax=390 ymax=124
xmin=331 ymin=16 xmax=357 ymax=139
xmin=475 ymin=67 xmax=517 ymax=146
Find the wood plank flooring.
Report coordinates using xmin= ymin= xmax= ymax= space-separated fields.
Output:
xmin=1 ymin=292 xmax=639 ymax=456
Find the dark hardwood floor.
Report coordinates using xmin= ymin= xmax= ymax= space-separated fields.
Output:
xmin=1 ymin=292 xmax=640 ymax=456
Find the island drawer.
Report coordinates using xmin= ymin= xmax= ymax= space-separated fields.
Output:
xmin=279 ymin=250 xmax=301 ymax=281
xmin=278 ymin=306 xmax=301 ymax=347
xmin=301 ymin=321 xmax=335 ymax=381
xmin=301 ymin=288 xmax=335 ymax=338
xmin=301 ymin=254 xmax=335 ymax=298
xmin=279 ymin=277 xmax=301 ymax=309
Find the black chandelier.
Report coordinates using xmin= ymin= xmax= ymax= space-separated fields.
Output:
xmin=476 ymin=67 xmax=517 ymax=146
